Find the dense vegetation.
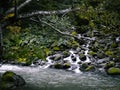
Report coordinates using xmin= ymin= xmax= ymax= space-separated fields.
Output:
xmin=0 ymin=0 xmax=120 ymax=67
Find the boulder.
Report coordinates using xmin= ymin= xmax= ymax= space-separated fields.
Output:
xmin=0 ymin=71 xmax=26 ymax=90
xmin=107 ymin=67 xmax=120 ymax=75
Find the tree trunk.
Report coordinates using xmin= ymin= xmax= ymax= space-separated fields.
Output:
xmin=0 ymin=24 xmax=3 ymax=61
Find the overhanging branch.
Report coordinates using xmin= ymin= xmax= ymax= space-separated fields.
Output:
xmin=18 ymin=7 xmax=80 ymax=19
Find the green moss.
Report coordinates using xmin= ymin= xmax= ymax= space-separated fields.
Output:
xmin=85 ymin=65 xmax=95 ymax=71
xmin=63 ymin=63 xmax=71 ymax=69
xmin=88 ymin=51 xmax=97 ymax=56
xmin=105 ymin=50 xmax=113 ymax=56
xmin=63 ymin=51 xmax=69 ymax=56
xmin=107 ymin=67 xmax=120 ymax=75
xmin=110 ymin=43 xmax=118 ymax=48
xmin=105 ymin=61 xmax=115 ymax=69
xmin=53 ymin=46 xmax=60 ymax=51
xmin=79 ymin=53 xmax=86 ymax=61
xmin=80 ymin=63 xmax=88 ymax=71
xmin=1 ymin=71 xmax=15 ymax=82
xmin=71 ymin=31 xmax=77 ymax=36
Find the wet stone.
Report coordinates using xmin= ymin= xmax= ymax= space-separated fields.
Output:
xmin=79 ymin=53 xmax=86 ymax=61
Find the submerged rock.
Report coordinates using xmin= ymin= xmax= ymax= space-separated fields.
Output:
xmin=0 ymin=71 xmax=26 ymax=90
xmin=85 ymin=65 xmax=95 ymax=71
xmin=107 ymin=67 xmax=120 ymax=75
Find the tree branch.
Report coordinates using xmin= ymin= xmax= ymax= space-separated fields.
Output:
xmin=18 ymin=7 xmax=81 ymax=19
xmin=6 ymin=0 xmax=32 ymax=14
xmin=30 ymin=17 xmax=95 ymax=41
xmin=30 ymin=17 xmax=81 ymax=39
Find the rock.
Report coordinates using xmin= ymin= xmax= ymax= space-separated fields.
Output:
xmin=107 ymin=67 xmax=120 ymax=75
xmin=97 ymin=57 xmax=110 ymax=64
xmin=54 ymin=63 xmax=63 ymax=69
xmin=72 ymin=57 xmax=77 ymax=62
xmin=110 ymin=42 xmax=118 ymax=48
xmin=54 ymin=54 xmax=62 ymax=61
xmin=104 ymin=61 xmax=115 ymax=69
xmin=85 ymin=65 xmax=95 ymax=71
xmin=53 ymin=46 xmax=60 ymax=51
xmin=115 ymin=62 xmax=120 ymax=68
xmin=105 ymin=50 xmax=113 ymax=56
xmin=0 ymin=71 xmax=26 ymax=90
xmin=63 ymin=63 xmax=71 ymax=69
xmin=88 ymin=51 xmax=97 ymax=57
xmin=79 ymin=53 xmax=86 ymax=61
xmin=97 ymin=51 xmax=106 ymax=59
xmin=63 ymin=51 xmax=70 ymax=58
xmin=80 ymin=63 xmax=88 ymax=71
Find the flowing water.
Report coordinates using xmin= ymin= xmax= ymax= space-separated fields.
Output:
xmin=0 ymin=36 xmax=120 ymax=90
xmin=0 ymin=64 xmax=120 ymax=90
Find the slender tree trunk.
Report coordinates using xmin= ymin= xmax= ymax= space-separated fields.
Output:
xmin=0 ymin=24 xmax=3 ymax=61
xmin=14 ymin=0 xmax=18 ymax=19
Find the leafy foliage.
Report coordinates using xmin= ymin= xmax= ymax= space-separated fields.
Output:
xmin=2 ymin=0 xmax=120 ymax=65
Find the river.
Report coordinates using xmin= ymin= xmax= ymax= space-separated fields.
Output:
xmin=0 ymin=64 xmax=120 ymax=90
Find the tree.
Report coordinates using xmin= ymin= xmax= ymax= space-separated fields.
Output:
xmin=0 ymin=0 xmax=17 ymax=61
xmin=0 ymin=0 xmax=80 ymax=61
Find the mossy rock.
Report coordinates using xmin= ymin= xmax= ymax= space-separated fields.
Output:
xmin=107 ymin=67 xmax=120 ymax=75
xmin=54 ymin=63 xmax=63 ymax=69
xmin=104 ymin=61 xmax=115 ymax=69
xmin=54 ymin=54 xmax=61 ymax=61
xmin=79 ymin=53 xmax=86 ymax=61
xmin=105 ymin=50 xmax=113 ymax=56
xmin=0 ymin=71 xmax=26 ymax=90
xmin=17 ymin=58 xmax=32 ymax=66
xmin=85 ymin=65 xmax=95 ymax=71
xmin=80 ymin=63 xmax=88 ymax=71
xmin=63 ymin=63 xmax=71 ymax=69
xmin=1 ymin=71 xmax=15 ymax=82
xmin=53 ymin=46 xmax=60 ymax=51
xmin=110 ymin=43 xmax=118 ymax=48
xmin=88 ymin=51 xmax=97 ymax=57
xmin=63 ymin=51 xmax=70 ymax=57
xmin=97 ymin=51 xmax=106 ymax=59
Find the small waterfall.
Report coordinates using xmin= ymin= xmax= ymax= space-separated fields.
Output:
xmin=36 ymin=39 xmax=93 ymax=74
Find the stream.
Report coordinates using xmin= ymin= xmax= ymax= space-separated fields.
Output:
xmin=0 ymin=64 xmax=120 ymax=90
xmin=0 ymin=36 xmax=120 ymax=90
